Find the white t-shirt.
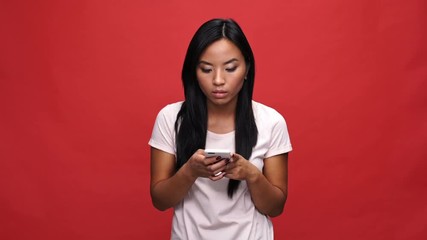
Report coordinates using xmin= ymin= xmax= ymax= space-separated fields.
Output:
xmin=149 ymin=101 xmax=292 ymax=240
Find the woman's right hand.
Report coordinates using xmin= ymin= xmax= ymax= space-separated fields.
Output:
xmin=185 ymin=149 xmax=228 ymax=181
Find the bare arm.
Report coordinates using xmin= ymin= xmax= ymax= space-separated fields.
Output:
xmin=150 ymin=147 xmax=229 ymax=211
xmin=225 ymin=153 xmax=288 ymax=217
xmin=150 ymin=147 xmax=195 ymax=210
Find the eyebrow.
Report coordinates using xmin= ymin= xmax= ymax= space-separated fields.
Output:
xmin=199 ymin=58 xmax=239 ymax=66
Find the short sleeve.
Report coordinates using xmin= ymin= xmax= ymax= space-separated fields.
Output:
xmin=264 ymin=113 xmax=292 ymax=158
xmin=148 ymin=105 xmax=177 ymax=155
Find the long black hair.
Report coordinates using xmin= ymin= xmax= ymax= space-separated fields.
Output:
xmin=175 ymin=18 xmax=258 ymax=198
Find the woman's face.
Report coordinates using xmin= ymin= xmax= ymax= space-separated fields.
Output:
xmin=196 ymin=38 xmax=247 ymax=110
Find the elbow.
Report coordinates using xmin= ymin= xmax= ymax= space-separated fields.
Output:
xmin=150 ymin=190 xmax=172 ymax=211
xmin=267 ymin=193 xmax=287 ymax=217
xmin=257 ymin=202 xmax=285 ymax=217
xmin=151 ymin=195 xmax=173 ymax=211
xmin=151 ymin=195 xmax=172 ymax=211
xmin=267 ymin=205 xmax=284 ymax=217
xmin=152 ymin=201 xmax=170 ymax=211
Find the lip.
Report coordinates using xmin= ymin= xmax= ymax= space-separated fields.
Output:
xmin=212 ymin=90 xmax=227 ymax=99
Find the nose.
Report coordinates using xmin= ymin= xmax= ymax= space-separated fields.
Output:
xmin=213 ymin=69 xmax=225 ymax=85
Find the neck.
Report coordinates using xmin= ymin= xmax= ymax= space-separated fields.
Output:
xmin=206 ymin=100 xmax=236 ymax=134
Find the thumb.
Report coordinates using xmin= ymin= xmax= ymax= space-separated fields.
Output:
xmin=230 ymin=153 xmax=241 ymax=162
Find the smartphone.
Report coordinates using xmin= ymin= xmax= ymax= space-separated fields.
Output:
xmin=204 ymin=149 xmax=231 ymax=159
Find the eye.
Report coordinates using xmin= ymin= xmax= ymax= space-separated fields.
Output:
xmin=200 ymin=67 xmax=212 ymax=73
xmin=225 ymin=66 xmax=237 ymax=72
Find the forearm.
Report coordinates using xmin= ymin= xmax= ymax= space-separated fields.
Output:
xmin=247 ymin=171 xmax=287 ymax=217
xmin=151 ymin=163 xmax=197 ymax=211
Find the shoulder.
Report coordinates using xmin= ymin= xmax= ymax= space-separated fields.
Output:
xmin=157 ymin=101 xmax=183 ymax=118
xmin=150 ymin=102 xmax=183 ymax=153
xmin=153 ymin=101 xmax=184 ymax=127
xmin=252 ymin=101 xmax=292 ymax=154
xmin=159 ymin=101 xmax=183 ymax=114
xmin=252 ymin=101 xmax=286 ymax=124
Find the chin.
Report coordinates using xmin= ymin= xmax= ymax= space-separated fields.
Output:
xmin=210 ymin=99 xmax=233 ymax=106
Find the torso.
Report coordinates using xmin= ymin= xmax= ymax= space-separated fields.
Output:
xmin=149 ymin=100 xmax=292 ymax=240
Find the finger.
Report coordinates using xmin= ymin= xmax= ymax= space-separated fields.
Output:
xmin=205 ymin=159 xmax=225 ymax=174
xmin=193 ymin=150 xmax=208 ymax=164
xmin=225 ymin=162 xmax=235 ymax=171
xmin=209 ymin=157 xmax=229 ymax=167
xmin=209 ymin=171 xmax=226 ymax=181
xmin=203 ymin=156 xmax=220 ymax=165
xmin=195 ymin=149 xmax=206 ymax=158
xmin=230 ymin=153 xmax=241 ymax=162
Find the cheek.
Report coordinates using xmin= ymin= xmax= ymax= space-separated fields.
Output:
xmin=196 ymin=75 xmax=209 ymax=93
xmin=236 ymin=81 xmax=245 ymax=93
xmin=196 ymin=71 xmax=208 ymax=84
xmin=231 ymin=75 xmax=245 ymax=91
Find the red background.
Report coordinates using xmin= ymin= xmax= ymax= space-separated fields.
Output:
xmin=1 ymin=0 xmax=426 ymax=239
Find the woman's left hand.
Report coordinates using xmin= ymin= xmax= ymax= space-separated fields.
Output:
xmin=224 ymin=153 xmax=261 ymax=183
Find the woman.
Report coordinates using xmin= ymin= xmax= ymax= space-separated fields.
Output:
xmin=149 ymin=18 xmax=292 ymax=239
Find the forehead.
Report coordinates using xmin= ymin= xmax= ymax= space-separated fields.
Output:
xmin=199 ymin=39 xmax=244 ymax=62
